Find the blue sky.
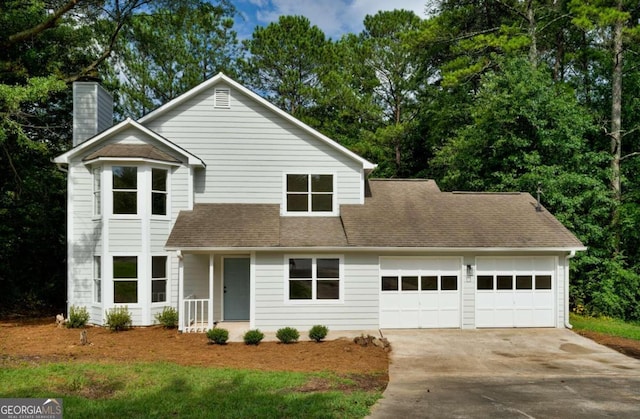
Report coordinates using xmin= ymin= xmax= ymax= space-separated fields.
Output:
xmin=233 ymin=0 xmax=429 ymax=39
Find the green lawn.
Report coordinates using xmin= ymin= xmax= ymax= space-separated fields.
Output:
xmin=570 ymin=313 xmax=640 ymax=341
xmin=0 ymin=361 xmax=382 ymax=418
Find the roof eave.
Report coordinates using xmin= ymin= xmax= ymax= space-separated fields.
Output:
xmin=165 ymin=245 xmax=587 ymax=253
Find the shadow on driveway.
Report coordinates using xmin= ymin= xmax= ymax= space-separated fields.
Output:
xmin=369 ymin=329 xmax=640 ymax=418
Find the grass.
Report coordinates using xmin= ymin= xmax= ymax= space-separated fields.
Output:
xmin=570 ymin=313 xmax=640 ymax=341
xmin=0 ymin=361 xmax=382 ymax=418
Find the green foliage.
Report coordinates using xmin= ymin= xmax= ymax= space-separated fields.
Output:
xmin=206 ymin=327 xmax=229 ymax=344
xmin=308 ymin=325 xmax=329 ymax=342
xmin=0 ymin=362 xmax=382 ymax=418
xmin=154 ymin=307 xmax=178 ymax=328
xmin=240 ymin=15 xmax=330 ymax=117
xmin=105 ymin=306 xmax=132 ymax=332
xmin=243 ymin=329 xmax=264 ymax=345
xmin=276 ymin=327 xmax=300 ymax=344
xmin=66 ymin=305 xmax=90 ymax=329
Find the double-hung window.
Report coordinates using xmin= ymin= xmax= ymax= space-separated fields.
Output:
xmin=287 ymin=256 xmax=342 ymax=301
xmin=94 ymin=256 xmax=101 ymax=303
xmin=112 ymin=166 xmax=137 ymax=214
xmin=93 ymin=168 xmax=101 ymax=216
xmin=151 ymin=168 xmax=167 ymax=216
xmin=286 ymin=174 xmax=333 ymax=213
xmin=113 ymin=256 xmax=138 ymax=304
xmin=151 ymin=256 xmax=167 ymax=303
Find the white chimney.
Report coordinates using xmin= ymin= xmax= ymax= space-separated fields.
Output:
xmin=72 ymin=80 xmax=113 ymax=146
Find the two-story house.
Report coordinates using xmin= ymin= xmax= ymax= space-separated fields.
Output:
xmin=54 ymin=73 xmax=585 ymax=332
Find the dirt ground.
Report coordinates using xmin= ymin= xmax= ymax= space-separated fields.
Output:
xmin=2 ymin=318 xmax=639 ymax=381
xmin=0 ymin=318 xmax=389 ymax=381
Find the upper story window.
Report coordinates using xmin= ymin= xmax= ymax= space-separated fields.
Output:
xmin=286 ymin=174 xmax=334 ymax=213
xmin=93 ymin=168 xmax=101 ymax=216
xmin=113 ymin=166 xmax=137 ymax=214
xmin=151 ymin=169 xmax=167 ymax=216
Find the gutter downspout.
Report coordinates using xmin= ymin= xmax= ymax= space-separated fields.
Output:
xmin=565 ymin=250 xmax=576 ymax=329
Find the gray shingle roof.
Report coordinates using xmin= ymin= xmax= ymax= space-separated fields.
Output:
xmin=83 ymin=144 xmax=181 ymax=163
xmin=165 ymin=179 xmax=584 ymax=250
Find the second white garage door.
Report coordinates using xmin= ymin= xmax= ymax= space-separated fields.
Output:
xmin=380 ymin=257 xmax=462 ymax=328
xmin=476 ymin=257 xmax=556 ymax=328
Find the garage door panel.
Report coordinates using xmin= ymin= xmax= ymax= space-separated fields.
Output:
xmin=380 ymin=258 xmax=462 ymax=329
xmin=476 ymin=257 xmax=556 ymax=328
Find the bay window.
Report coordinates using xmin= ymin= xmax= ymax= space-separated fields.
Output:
xmin=112 ymin=166 xmax=137 ymax=214
xmin=151 ymin=168 xmax=167 ymax=216
xmin=113 ymin=256 xmax=138 ymax=304
xmin=151 ymin=256 xmax=167 ymax=303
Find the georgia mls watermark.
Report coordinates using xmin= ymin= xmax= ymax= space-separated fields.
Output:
xmin=0 ymin=398 xmax=62 ymax=419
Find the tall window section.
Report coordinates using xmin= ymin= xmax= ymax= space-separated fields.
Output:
xmin=93 ymin=168 xmax=101 ymax=216
xmin=94 ymin=256 xmax=101 ymax=303
xmin=113 ymin=256 xmax=138 ymax=304
xmin=112 ymin=166 xmax=137 ymax=214
xmin=152 ymin=256 xmax=167 ymax=303
xmin=288 ymin=257 xmax=341 ymax=301
xmin=151 ymin=169 xmax=167 ymax=216
xmin=286 ymin=174 xmax=333 ymax=213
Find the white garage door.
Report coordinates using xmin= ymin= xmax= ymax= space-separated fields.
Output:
xmin=380 ymin=257 xmax=461 ymax=328
xmin=476 ymin=257 xmax=556 ymax=328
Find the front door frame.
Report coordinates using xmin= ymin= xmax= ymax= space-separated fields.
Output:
xmin=221 ymin=255 xmax=251 ymax=321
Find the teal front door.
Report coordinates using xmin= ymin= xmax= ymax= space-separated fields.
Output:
xmin=223 ymin=257 xmax=250 ymax=321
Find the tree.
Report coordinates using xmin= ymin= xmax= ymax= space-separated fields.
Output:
xmin=112 ymin=0 xmax=240 ymax=118
xmin=240 ymin=15 xmax=330 ymax=118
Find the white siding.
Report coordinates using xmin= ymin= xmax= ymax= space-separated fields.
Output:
xmin=144 ymin=82 xmax=364 ymax=206
xmin=253 ymin=252 xmax=380 ymax=331
xmin=73 ymin=82 xmax=112 ymax=146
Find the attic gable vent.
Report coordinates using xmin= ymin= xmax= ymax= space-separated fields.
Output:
xmin=214 ymin=88 xmax=230 ymax=109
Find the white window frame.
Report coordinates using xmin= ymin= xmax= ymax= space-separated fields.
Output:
xmin=282 ymin=173 xmax=337 ymax=216
xmin=151 ymin=255 xmax=168 ymax=304
xmin=92 ymin=167 xmax=101 ymax=217
xmin=150 ymin=166 xmax=170 ymax=219
xmin=94 ymin=255 xmax=101 ymax=303
xmin=284 ymin=255 xmax=344 ymax=304
xmin=111 ymin=165 xmax=139 ymax=217
xmin=113 ymin=255 xmax=139 ymax=305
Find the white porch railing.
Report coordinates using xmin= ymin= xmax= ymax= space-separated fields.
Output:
xmin=182 ymin=299 xmax=210 ymax=333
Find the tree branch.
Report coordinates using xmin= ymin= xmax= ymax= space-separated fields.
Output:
xmin=621 ymin=151 xmax=640 ymax=161
xmin=7 ymin=0 xmax=82 ymax=45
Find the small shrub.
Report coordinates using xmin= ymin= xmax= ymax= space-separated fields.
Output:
xmin=276 ymin=327 xmax=299 ymax=344
xmin=155 ymin=307 xmax=179 ymax=328
xmin=309 ymin=325 xmax=329 ymax=342
xmin=105 ymin=306 xmax=132 ymax=331
xmin=206 ymin=328 xmax=229 ymax=345
xmin=66 ymin=305 xmax=90 ymax=328
xmin=243 ymin=329 xmax=264 ymax=345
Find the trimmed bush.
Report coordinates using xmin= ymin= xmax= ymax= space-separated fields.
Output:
xmin=105 ymin=306 xmax=132 ymax=331
xmin=155 ymin=307 xmax=179 ymax=328
xmin=309 ymin=324 xmax=329 ymax=342
xmin=243 ymin=329 xmax=264 ymax=345
xmin=206 ymin=328 xmax=229 ymax=345
xmin=66 ymin=305 xmax=90 ymax=328
xmin=276 ymin=327 xmax=299 ymax=344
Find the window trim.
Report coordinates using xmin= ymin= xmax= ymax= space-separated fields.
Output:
xmin=284 ymin=255 xmax=344 ymax=304
xmin=282 ymin=172 xmax=337 ymax=216
xmin=94 ymin=255 xmax=102 ymax=304
xmin=111 ymin=165 xmax=139 ymax=217
xmin=150 ymin=166 xmax=170 ymax=219
xmin=113 ymin=255 xmax=139 ymax=305
xmin=151 ymin=255 xmax=168 ymax=304
xmin=93 ymin=167 xmax=101 ymax=218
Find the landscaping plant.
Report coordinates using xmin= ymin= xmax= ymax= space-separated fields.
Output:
xmin=66 ymin=305 xmax=90 ymax=328
xmin=154 ymin=307 xmax=178 ymax=328
xmin=243 ymin=329 xmax=264 ymax=345
xmin=276 ymin=327 xmax=299 ymax=344
xmin=206 ymin=328 xmax=229 ymax=345
xmin=309 ymin=325 xmax=329 ymax=342
xmin=105 ymin=306 xmax=132 ymax=331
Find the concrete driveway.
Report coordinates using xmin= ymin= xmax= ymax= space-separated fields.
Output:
xmin=368 ymin=329 xmax=640 ymax=418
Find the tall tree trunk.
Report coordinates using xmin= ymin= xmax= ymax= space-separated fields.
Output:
xmin=610 ymin=4 xmax=623 ymax=253
xmin=526 ymin=0 xmax=537 ymax=66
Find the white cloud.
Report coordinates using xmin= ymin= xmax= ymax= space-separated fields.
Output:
xmin=244 ymin=0 xmax=429 ymax=39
